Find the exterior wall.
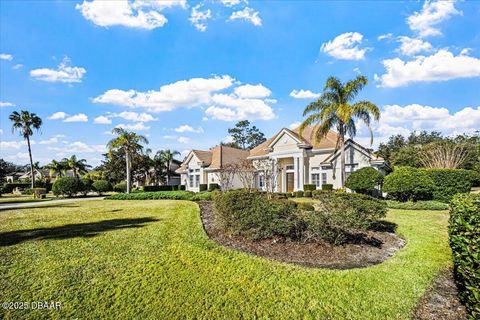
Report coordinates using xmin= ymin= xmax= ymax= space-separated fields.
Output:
xmin=206 ymin=171 xmax=244 ymax=190
xmin=183 ymin=154 xmax=206 ymax=192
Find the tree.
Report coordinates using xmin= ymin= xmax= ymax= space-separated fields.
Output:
xmin=217 ymin=163 xmax=238 ymax=191
xmin=159 ymin=149 xmax=180 ymax=185
xmin=345 ymin=167 xmax=383 ymax=195
xmin=9 ymin=110 xmax=43 ymax=188
xmin=45 ymin=160 xmax=66 ymax=179
xmin=254 ymin=158 xmax=281 ymax=199
xmin=419 ymin=141 xmax=472 ymax=169
xmin=236 ymin=159 xmax=257 ymax=192
xmin=152 ymin=151 xmax=166 ymax=185
xmin=0 ymin=159 xmax=24 ymax=181
xmin=299 ymin=76 xmax=380 ymax=187
xmin=228 ymin=120 xmax=266 ymax=149
xmin=107 ymin=128 xmax=148 ymax=194
xmin=62 ymin=155 xmax=91 ymax=178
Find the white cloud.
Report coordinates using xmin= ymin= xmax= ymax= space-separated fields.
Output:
xmin=377 ymin=49 xmax=480 ymax=87
xmin=94 ymin=75 xmax=276 ymax=121
xmin=76 ymin=0 xmax=186 ymax=30
xmin=407 ymin=0 xmax=461 ymax=38
xmin=222 ymin=135 xmax=234 ymax=143
xmin=4 ymin=152 xmax=30 ymax=162
xmin=0 ymin=53 xmax=13 ymax=60
xmin=234 ymin=84 xmax=271 ymax=98
xmin=229 ymin=7 xmax=262 ymax=26
xmin=320 ymin=32 xmax=368 ymax=60
xmin=39 ymin=136 xmax=61 ymax=145
xmin=220 ymin=0 xmax=245 ymax=7
xmin=0 ymin=140 xmax=26 ymax=150
xmin=289 ymin=121 xmax=301 ymax=130
xmin=289 ymin=89 xmax=320 ymax=99
xmin=93 ymin=115 xmax=112 ymax=124
xmin=396 ymin=36 xmax=433 ymax=56
xmin=0 ymin=101 xmax=15 ymax=107
xmin=30 ymin=57 xmax=86 ymax=83
xmin=177 ymin=136 xmax=190 ymax=144
xmin=64 ymin=113 xmax=88 ymax=123
xmin=48 ymin=112 xmax=67 ymax=120
xmin=174 ymin=125 xmax=204 ymax=133
xmin=377 ymin=33 xmax=393 ymax=41
xmin=48 ymin=141 xmax=106 ymax=153
xmin=115 ymin=111 xmax=157 ymax=122
xmin=189 ymin=4 xmax=211 ymax=32
xmin=116 ymin=122 xmax=150 ymax=131
xmin=13 ymin=64 xmax=23 ymax=70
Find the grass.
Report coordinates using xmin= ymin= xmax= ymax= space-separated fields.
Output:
xmin=0 ymin=200 xmax=451 ymax=319
xmin=0 ymin=194 xmax=53 ymax=204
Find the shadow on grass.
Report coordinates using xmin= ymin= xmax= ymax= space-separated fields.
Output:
xmin=370 ymin=220 xmax=398 ymax=233
xmin=0 ymin=203 xmax=82 ymax=211
xmin=0 ymin=217 xmax=159 ymax=247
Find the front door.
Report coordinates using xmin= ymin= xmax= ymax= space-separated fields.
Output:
xmin=286 ymin=172 xmax=294 ymax=193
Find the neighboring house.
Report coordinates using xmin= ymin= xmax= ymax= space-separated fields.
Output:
xmin=5 ymin=169 xmax=75 ymax=182
xmin=133 ymin=160 xmax=182 ymax=188
xmin=177 ymin=125 xmax=388 ymax=192
xmin=176 ymin=145 xmax=249 ymax=192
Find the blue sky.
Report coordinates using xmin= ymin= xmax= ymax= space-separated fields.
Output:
xmin=1 ymin=0 xmax=480 ymax=166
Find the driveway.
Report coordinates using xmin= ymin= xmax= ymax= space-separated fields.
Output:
xmin=0 ymin=197 xmax=105 ymax=210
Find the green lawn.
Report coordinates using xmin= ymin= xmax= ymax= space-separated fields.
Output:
xmin=0 ymin=200 xmax=452 ymax=319
xmin=0 ymin=194 xmax=53 ymax=204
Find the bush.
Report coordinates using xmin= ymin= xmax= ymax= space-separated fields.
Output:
xmin=179 ymin=185 xmax=186 ymax=191
xmin=143 ymin=185 xmax=173 ymax=192
xmin=79 ymin=178 xmax=93 ymax=196
xmin=304 ymin=190 xmax=312 ymax=198
xmin=208 ymin=183 xmax=221 ymax=191
xmin=31 ymin=188 xmax=47 ymax=198
xmin=92 ymin=180 xmax=111 ymax=195
xmin=213 ymin=190 xmax=298 ymax=239
xmin=52 ymin=177 xmax=81 ymax=197
xmin=383 ymin=167 xmax=435 ymax=202
xmin=113 ymin=182 xmax=127 ymax=193
xmin=296 ymin=202 xmax=315 ymax=211
xmin=322 ymin=184 xmax=333 ymax=191
xmin=192 ymin=192 xmax=213 ymax=201
xmin=426 ymin=169 xmax=472 ymax=203
xmin=1 ymin=182 xmax=30 ymax=193
xmin=386 ymin=200 xmax=449 ymax=210
xmin=199 ymin=184 xmax=208 ymax=192
xmin=304 ymin=184 xmax=316 ymax=191
xmin=172 ymin=185 xmax=179 ymax=191
xmin=345 ymin=167 xmax=383 ymax=195
xmin=295 ymin=190 xmax=304 ymax=198
xmin=448 ymin=194 xmax=480 ymax=318
xmin=273 ymin=192 xmax=288 ymax=199
xmin=108 ymin=191 xmax=194 ymax=201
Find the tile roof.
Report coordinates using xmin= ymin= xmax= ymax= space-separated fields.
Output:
xmin=177 ymin=145 xmax=249 ymax=172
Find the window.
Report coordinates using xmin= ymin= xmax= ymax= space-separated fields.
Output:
xmin=322 ymin=173 xmax=327 ymax=184
xmin=189 ymin=175 xmax=194 ymax=188
xmin=258 ymin=175 xmax=265 ymax=188
xmin=286 ymin=165 xmax=294 ymax=171
xmin=195 ymin=175 xmax=200 ymax=187
xmin=195 ymin=169 xmax=200 ymax=173
xmin=311 ymin=173 xmax=320 ymax=187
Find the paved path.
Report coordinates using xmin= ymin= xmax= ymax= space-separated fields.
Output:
xmin=0 ymin=197 xmax=105 ymax=210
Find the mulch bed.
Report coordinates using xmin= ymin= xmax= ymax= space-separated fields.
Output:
xmin=198 ymin=201 xmax=405 ymax=269
xmin=413 ymin=269 xmax=467 ymax=320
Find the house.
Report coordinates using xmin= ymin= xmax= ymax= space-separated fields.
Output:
xmin=5 ymin=169 xmax=76 ymax=183
xmin=177 ymin=125 xmax=388 ymax=192
xmin=176 ymin=145 xmax=249 ymax=192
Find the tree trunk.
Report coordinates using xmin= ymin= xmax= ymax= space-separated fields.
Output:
xmin=126 ymin=152 xmax=131 ymax=194
xmin=340 ymin=133 xmax=345 ymax=188
xmin=26 ymin=136 xmax=35 ymax=189
xmin=166 ymin=161 xmax=170 ymax=185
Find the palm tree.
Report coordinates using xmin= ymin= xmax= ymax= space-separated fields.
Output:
xmin=299 ymin=76 xmax=380 ymax=187
xmin=9 ymin=110 xmax=43 ymax=188
xmin=45 ymin=160 xmax=65 ymax=180
xmin=63 ymin=155 xmax=91 ymax=178
xmin=153 ymin=150 xmax=166 ymax=185
xmin=160 ymin=149 xmax=180 ymax=185
xmin=107 ymin=128 xmax=148 ymax=193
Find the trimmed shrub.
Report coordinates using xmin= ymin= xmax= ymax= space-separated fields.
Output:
xmin=295 ymin=190 xmax=304 ymax=198
xmin=92 ymin=180 xmax=111 ymax=195
xmin=386 ymin=200 xmax=449 ymax=210
xmin=213 ymin=190 xmax=298 ymax=239
xmin=286 ymin=192 xmax=293 ymax=198
xmin=179 ymin=185 xmax=186 ymax=191
xmin=296 ymin=202 xmax=315 ymax=211
xmin=113 ymin=182 xmax=127 ymax=193
xmin=304 ymin=190 xmax=312 ymax=198
xmin=312 ymin=190 xmax=332 ymax=197
xmin=79 ymin=178 xmax=93 ymax=196
xmin=345 ymin=167 xmax=383 ymax=195
xmin=1 ymin=182 xmax=31 ymax=193
xmin=322 ymin=184 xmax=333 ymax=191
xmin=199 ymin=184 xmax=208 ymax=192
xmin=426 ymin=169 xmax=472 ymax=203
xmin=383 ymin=167 xmax=435 ymax=202
xmin=143 ymin=185 xmax=174 ymax=192
xmin=52 ymin=177 xmax=81 ymax=197
xmin=304 ymin=184 xmax=316 ymax=191
xmin=192 ymin=192 xmax=213 ymax=201
xmin=448 ymin=194 xmax=480 ymax=318
xmin=273 ymin=192 xmax=287 ymax=199
xmin=208 ymin=183 xmax=221 ymax=191
xmin=172 ymin=185 xmax=179 ymax=191
xmin=108 ymin=191 xmax=194 ymax=200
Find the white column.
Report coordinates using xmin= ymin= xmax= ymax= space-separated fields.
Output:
xmin=293 ymin=156 xmax=299 ymax=191
xmin=298 ymin=156 xmax=305 ymax=191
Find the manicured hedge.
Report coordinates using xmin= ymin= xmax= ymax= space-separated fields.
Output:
xmin=142 ymin=185 xmax=175 ymax=192
xmin=192 ymin=192 xmax=213 ymax=201
xmin=52 ymin=177 xmax=82 ymax=197
xmin=79 ymin=178 xmax=93 ymax=196
xmin=113 ymin=182 xmax=127 ymax=193
xmin=92 ymin=180 xmax=112 ymax=195
xmin=448 ymin=194 xmax=480 ymax=318
xmin=179 ymin=185 xmax=186 ymax=191
xmin=322 ymin=184 xmax=333 ymax=191
xmin=345 ymin=167 xmax=383 ymax=195
xmin=427 ymin=169 xmax=472 ymax=203
xmin=199 ymin=184 xmax=208 ymax=192
xmin=108 ymin=191 xmax=194 ymax=201
xmin=208 ymin=183 xmax=220 ymax=191
xmin=1 ymin=182 xmax=31 ymax=193
xmin=294 ymin=190 xmax=304 ymax=197
xmin=304 ymin=190 xmax=312 ymax=198
xmin=304 ymin=184 xmax=316 ymax=191
xmin=383 ymin=167 xmax=435 ymax=202
xmin=386 ymin=200 xmax=449 ymax=210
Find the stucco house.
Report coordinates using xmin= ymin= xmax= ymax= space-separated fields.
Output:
xmin=177 ymin=125 xmax=388 ymax=192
